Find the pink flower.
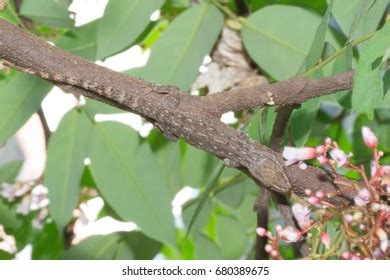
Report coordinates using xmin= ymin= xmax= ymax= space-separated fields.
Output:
xmin=354 ymin=188 xmax=371 ymax=206
xmin=320 ymin=232 xmax=331 ymax=249
xmin=362 ymin=127 xmax=378 ymax=149
xmin=283 ymin=147 xmax=317 ymax=169
xmin=376 ymin=228 xmax=388 ymax=253
xmin=329 ymin=148 xmax=351 ymax=167
xmin=292 ymin=203 xmax=311 ymax=230
xmin=256 ymin=227 xmax=267 ymax=237
xmin=278 ymin=226 xmax=301 ymax=243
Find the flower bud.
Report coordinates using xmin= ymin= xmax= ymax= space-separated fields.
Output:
xmin=320 ymin=233 xmax=331 ymax=249
xmin=308 ymin=196 xmax=321 ymax=206
xmin=361 ymin=126 xmax=378 ymax=149
xmin=283 ymin=147 xmax=317 ymax=166
xmin=256 ymin=227 xmax=267 ymax=237
xmin=264 ymin=244 xmax=273 ymax=253
xmin=376 ymin=228 xmax=389 ymax=253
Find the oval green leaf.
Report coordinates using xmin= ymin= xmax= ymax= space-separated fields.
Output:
xmin=20 ymin=0 xmax=74 ymax=28
xmin=128 ymin=3 xmax=224 ymax=90
xmin=88 ymin=122 xmax=176 ymax=247
xmin=352 ymin=23 xmax=390 ymax=119
xmin=45 ymin=109 xmax=92 ymax=230
xmin=242 ymin=5 xmax=335 ymax=80
xmin=97 ymin=0 xmax=165 ymax=59
xmin=0 ymin=73 xmax=52 ymax=144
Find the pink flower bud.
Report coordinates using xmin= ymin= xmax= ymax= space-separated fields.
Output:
xmin=283 ymin=147 xmax=317 ymax=166
xmin=315 ymin=191 xmax=325 ymax=199
xmin=354 ymin=188 xmax=371 ymax=206
xmin=292 ymin=203 xmax=311 ymax=230
xmin=320 ymin=233 xmax=331 ymax=249
xmin=342 ymin=252 xmax=351 ymax=259
xmin=308 ymin=196 xmax=320 ymax=206
xmin=305 ymin=189 xmax=313 ymax=196
xmin=270 ymin=250 xmax=278 ymax=257
xmin=275 ymin=225 xmax=283 ymax=232
xmin=264 ymin=244 xmax=273 ymax=253
xmin=256 ymin=227 xmax=267 ymax=237
xmin=351 ymin=255 xmax=362 ymax=260
xmin=376 ymin=228 xmax=389 ymax=253
xmin=329 ymin=148 xmax=351 ymax=167
xmin=361 ymin=126 xmax=378 ymax=149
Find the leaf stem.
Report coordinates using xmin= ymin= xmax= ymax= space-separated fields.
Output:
xmin=211 ymin=0 xmax=239 ymax=20
xmin=303 ymin=31 xmax=375 ymax=76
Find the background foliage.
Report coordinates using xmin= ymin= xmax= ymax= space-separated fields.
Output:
xmin=0 ymin=0 xmax=389 ymax=260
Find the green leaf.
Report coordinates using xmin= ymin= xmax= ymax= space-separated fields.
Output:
xmin=216 ymin=177 xmax=254 ymax=209
xmin=170 ymin=0 xmax=190 ymax=8
xmin=249 ymin=0 xmax=327 ymax=14
xmin=32 ymin=222 xmax=64 ymax=260
xmin=352 ymin=23 xmax=390 ymax=119
xmin=291 ymin=98 xmax=321 ymax=146
xmin=216 ymin=215 xmax=248 ymax=259
xmin=304 ymin=0 xmax=333 ymax=69
xmin=83 ymin=98 xmax=123 ymax=117
xmin=0 ymin=198 xmax=21 ymax=231
xmin=180 ymin=144 xmax=218 ymax=188
xmin=88 ymin=122 xmax=176 ymax=246
xmin=0 ymin=160 xmax=23 ymax=183
xmin=193 ymin=232 xmax=222 ymax=259
xmin=0 ymin=73 xmax=52 ymax=144
xmin=114 ymin=231 xmax=161 ymax=260
xmin=97 ymin=0 xmax=165 ymax=59
xmin=333 ymin=44 xmax=353 ymax=107
xmin=247 ymin=107 xmax=277 ymax=145
xmin=332 ymin=0 xmax=388 ymax=40
xmin=289 ymin=2 xmax=334 ymax=145
xmin=57 ymin=20 xmax=98 ymax=61
xmin=185 ymin=164 xmax=224 ymax=241
xmin=147 ymin=131 xmax=181 ymax=198
xmin=20 ymin=0 xmax=74 ymax=28
xmin=62 ymin=234 xmax=120 ymax=260
xmin=45 ymin=109 xmax=92 ymax=230
xmin=242 ymin=5 xmax=338 ymax=80
xmin=0 ymin=1 xmax=20 ymax=25
xmin=128 ymin=3 xmax=224 ymax=90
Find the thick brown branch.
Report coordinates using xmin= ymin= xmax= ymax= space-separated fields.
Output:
xmin=206 ymin=71 xmax=354 ymax=115
xmin=0 ymin=19 xmax=354 ymax=204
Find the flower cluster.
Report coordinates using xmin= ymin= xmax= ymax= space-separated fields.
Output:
xmin=258 ymin=127 xmax=390 ymax=259
xmin=1 ymin=181 xmax=49 ymax=230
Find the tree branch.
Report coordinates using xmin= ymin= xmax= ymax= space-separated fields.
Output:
xmin=0 ymin=19 xmax=355 ymax=204
xmin=206 ymin=71 xmax=354 ymax=115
